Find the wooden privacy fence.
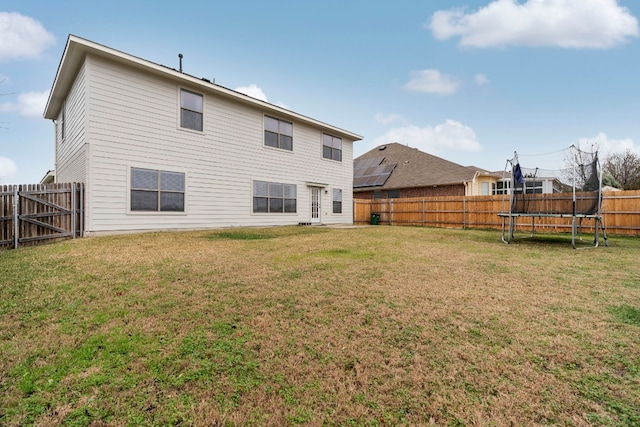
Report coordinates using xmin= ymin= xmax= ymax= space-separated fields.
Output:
xmin=0 ymin=183 xmax=84 ymax=250
xmin=354 ymin=190 xmax=640 ymax=236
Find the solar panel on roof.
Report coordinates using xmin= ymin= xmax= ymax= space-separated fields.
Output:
xmin=355 ymin=157 xmax=384 ymax=173
xmin=353 ymin=177 xmax=368 ymax=187
xmin=374 ymin=172 xmax=394 ymax=186
xmin=353 ymin=161 xmax=396 ymax=188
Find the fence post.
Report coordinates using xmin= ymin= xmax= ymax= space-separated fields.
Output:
xmin=79 ymin=183 xmax=84 ymax=236
xmin=12 ymin=186 xmax=18 ymax=249
xmin=71 ymin=183 xmax=77 ymax=239
xmin=463 ymin=197 xmax=467 ymax=230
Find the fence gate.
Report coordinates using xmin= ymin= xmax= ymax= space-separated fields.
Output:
xmin=0 ymin=182 xmax=84 ymax=250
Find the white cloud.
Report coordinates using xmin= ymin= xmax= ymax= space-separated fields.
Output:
xmin=235 ymin=84 xmax=289 ymax=109
xmin=235 ymin=84 xmax=268 ymax=102
xmin=374 ymin=113 xmax=405 ymax=125
xmin=371 ymin=119 xmax=482 ymax=154
xmin=0 ymin=90 xmax=50 ymax=118
xmin=0 ymin=12 xmax=55 ymax=59
xmin=0 ymin=156 xmax=17 ymax=182
xmin=275 ymin=101 xmax=290 ymax=110
xmin=474 ymin=73 xmax=490 ymax=86
xmin=428 ymin=0 xmax=639 ymax=49
xmin=405 ymin=69 xmax=461 ymax=95
xmin=576 ymin=132 xmax=639 ymax=156
xmin=18 ymin=91 xmax=49 ymax=117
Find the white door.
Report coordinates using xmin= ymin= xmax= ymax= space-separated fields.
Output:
xmin=310 ymin=187 xmax=321 ymax=224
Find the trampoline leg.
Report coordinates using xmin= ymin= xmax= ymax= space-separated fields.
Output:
xmin=530 ymin=216 xmax=534 ymax=237
xmin=599 ymin=217 xmax=609 ymax=247
xmin=501 ymin=217 xmax=508 ymax=244
xmin=578 ymin=217 xmax=584 ymax=241
xmin=571 ymin=215 xmax=577 ymax=249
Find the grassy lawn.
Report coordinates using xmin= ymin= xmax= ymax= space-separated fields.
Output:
xmin=1 ymin=226 xmax=639 ymax=426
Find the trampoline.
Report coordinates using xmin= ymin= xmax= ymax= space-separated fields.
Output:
xmin=499 ymin=146 xmax=608 ymax=248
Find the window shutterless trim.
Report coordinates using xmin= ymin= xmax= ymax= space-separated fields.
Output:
xmin=253 ymin=180 xmax=297 ymax=214
xmin=322 ymin=133 xmax=342 ymax=162
xmin=179 ymin=88 xmax=204 ymax=132
xmin=130 ymin=167 xmax=186 ymax=212
xmin=264 ymin=115 xmax=293 ymax=151
xmin=333 ymin=188 xmax=342 ymax=214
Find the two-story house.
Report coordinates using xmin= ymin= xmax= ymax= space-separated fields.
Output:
xmin=44 ymin=35 xmax=362 ymax=235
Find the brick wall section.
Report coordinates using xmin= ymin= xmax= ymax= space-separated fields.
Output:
xmin=354 ymin=184 xmax=465 ymax=199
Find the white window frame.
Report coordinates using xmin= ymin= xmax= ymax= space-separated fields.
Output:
xmin=129 ymin=167 xmax=186 ymax=213
xmin=179 ymin=88 xmax=204 ymax=132
xmin=322 ymin=133 xmax=342 ymax=162
xmin=333 ymin=188 xmax=342 ymax=214
xmin=252 ymin=180 xmax=297 ymax=214
xmin=264 ymin=115 xmax=293 ymax=151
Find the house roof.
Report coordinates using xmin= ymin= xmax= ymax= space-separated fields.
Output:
xmin=43 ymin=35 xmax=362 ymax=142
xmin=354 ymin=143 xmax=494 ymax=191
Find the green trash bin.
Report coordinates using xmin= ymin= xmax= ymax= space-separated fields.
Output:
xmin=370 ymin=213 xmax=380 ymax=225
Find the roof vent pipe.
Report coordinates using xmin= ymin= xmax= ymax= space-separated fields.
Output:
xmin=178 ymin=53 xmax=183 ymax=73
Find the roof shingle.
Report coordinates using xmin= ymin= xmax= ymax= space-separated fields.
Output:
xmin=354 ymin=143 xmax=490 ymax=190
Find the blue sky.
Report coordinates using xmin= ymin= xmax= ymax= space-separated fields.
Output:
xmin=1 ymin=0 xmax=640 ymax=183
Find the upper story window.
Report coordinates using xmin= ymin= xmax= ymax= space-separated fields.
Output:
xmin=264 ymin=116 xmax=293 ymax=151
xmin=58 ymin=101 xmax=66 ymax=142
xmin=131 ymin=167 xmax=185 ymax=212
xmin=323 ymin=133 xmax=342 ymax=161
xmin=180 ymin=89 xmax=203 ymax=131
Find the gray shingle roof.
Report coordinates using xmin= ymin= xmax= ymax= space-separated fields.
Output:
xmin=354 ymin=143 xmax=490 ymax=190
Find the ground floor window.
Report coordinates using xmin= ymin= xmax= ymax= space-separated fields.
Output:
xmin=333 ymin=188 xmax=342 ymax=214
xmin=493 ymin=181 xmax=510 ymax=195
xmin=131 ymin=167 xmax=185 ymax=212
xmin=387 ymin=189 xmax=400 ymax=198
xmin=253 ymin=180 xmax=297 ymax=213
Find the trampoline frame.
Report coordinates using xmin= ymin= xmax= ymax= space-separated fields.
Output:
xmin=498 ymin=149 xmax=609 ymax=249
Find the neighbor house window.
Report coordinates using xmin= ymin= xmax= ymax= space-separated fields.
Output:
xmin=322 ymin=133 xmax=342 ymax=161
xmin=493 ymin=181 xmax=510 ymax=195
xmin=481 ymin=182 xmax=490 ymax=195
xmin=253 ymin=180 xmax=296 ymax=213
xmin=264 ymin=116 xmax=293 ymax=151
xmin=525 ymin=180 xmax=543 ymax=194
xmin=131 ymin=167 xmax=185 ymax=212
xmin=513 ymin=180 xmax=543 ymax=195
xmin=387 ymin=189 xmax=400 ymax=198
xmin=373 ymin=190 xmax=382 ymax=199
xmin=333 ymin=189 xmax=342 ymax=214
xmin=180 ymin=89 xmax=203 ymax=131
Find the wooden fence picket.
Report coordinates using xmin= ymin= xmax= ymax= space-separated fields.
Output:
xmin=0 ymin=182 xmax=84 ymax=250
xmin=354 ymin=190 xmax=640 ymax=236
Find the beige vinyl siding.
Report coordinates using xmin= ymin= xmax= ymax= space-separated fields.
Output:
xmin=470 ymin=175 xmax=498 ymax=196
xmin=82 ymin=55 xmax=354 ymax=233
xmin=55 ymin=61 xmax=87 ymax=183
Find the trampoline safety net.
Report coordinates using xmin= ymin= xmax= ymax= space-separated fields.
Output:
xmin=500 ymin=145 xmax=608 ymax=248
xmin=510 ymin=151 xmax=600 ymax=215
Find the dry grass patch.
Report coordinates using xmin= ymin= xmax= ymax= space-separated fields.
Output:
xmin=1 ymin=226 xmax=639 ymax=426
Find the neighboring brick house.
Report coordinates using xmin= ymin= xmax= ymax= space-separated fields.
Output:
xmin=353 ymin=143 xmax=500 ymax=199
